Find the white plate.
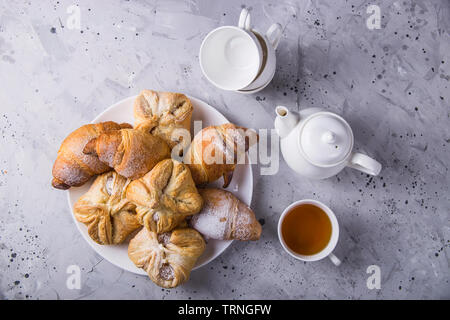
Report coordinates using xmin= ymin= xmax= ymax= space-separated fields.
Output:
xmin=67 ymin=95 xmax=253 ymax=275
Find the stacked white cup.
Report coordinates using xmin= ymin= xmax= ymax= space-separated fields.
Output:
xmin=199 ymin=8 xmax=281 ymax=94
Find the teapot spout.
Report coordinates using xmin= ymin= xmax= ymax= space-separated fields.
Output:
xmin=274 ymin=106 xmax=299 ymax=139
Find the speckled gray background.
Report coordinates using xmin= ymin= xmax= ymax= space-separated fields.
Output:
xmin=0 ymin=0 xmax=449 ymax=300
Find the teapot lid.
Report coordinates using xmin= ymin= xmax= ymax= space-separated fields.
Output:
xmin=299 ymin=112 xmax=353 ymax=166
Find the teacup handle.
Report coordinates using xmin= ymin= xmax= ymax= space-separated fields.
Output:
xmin=266 ymin=23 xmax=282 ymax=49
xmin=347 ymin=152 xmax=382 ymax=176
xmin=238 ymin=8 xmax=251 ymax=31
xmin=328 ymin=253 xmax=341 ymax=266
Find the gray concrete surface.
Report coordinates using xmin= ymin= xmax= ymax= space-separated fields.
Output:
xmin=0 ymin=0 xmax=449 ymax=299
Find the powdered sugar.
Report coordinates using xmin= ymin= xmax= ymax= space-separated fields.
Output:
xmin=190 ymin=189 xmax=261 ymax=241
xmin=190 ymin=190 xmax=233 ymax=240
xmin=159 ymin=263 xmax=174 ymax=280
xmin=157 ymin=232 xmax=171 ymax=245
xmin=105 ymin=176 xmax=114 ymax=195
xmin=232 ymin=201 xmax=254 ymax=240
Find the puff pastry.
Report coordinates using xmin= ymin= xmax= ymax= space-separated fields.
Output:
xmin=128 ymin=227 xmax=205 ymax=288
xmin=83 ymin=124 xmax=170 ymax=180
xmin=133 ymin=90 xmax=193 ymax=150
xmin=126 ymin=159 xmax=203 ymax=233
xmin=73 ymin=171 xmax=141 ymax=245
xmin=190 ymin=188 xmax=261 ymax=241
xmin=184 ymin=123 xmax=258 ymax=188
xmin=52 ymin=121 xmax=131 ymax=189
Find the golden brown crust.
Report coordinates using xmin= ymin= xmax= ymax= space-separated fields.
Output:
xmin=52 ymin=178 xmax=71 ymax=190
xmin=184 ymin=123 xmax=258 ymax=187
xmin=190 ymin=188 xmax=261 ymax=241
xmin=133 ymin=90 xmax=193 ymax=149
xmin=85 ymin=127 xmax=171 ymax=180
xmin=128 ymin=227 xmax=205 ymax=288
xmin=52 ymin=121 xmax=127 ymax=189
xmin=126 ymin=159 xmax=203 ymax=233
xmin=73 ymin=171 xmax=141 ymax=245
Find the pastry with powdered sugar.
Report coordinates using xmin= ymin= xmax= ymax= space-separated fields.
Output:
xmin=190 ymin=188 xmax=261 ymax=241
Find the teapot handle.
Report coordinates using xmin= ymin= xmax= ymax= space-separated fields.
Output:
xmin=347 ymin=153 xmax=382 ymax=176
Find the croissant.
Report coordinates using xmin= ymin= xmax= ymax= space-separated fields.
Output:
xmin=190 ymin=188 xmax=261 ymax=241
xmin=126 ymin=159 xmax=203 ymax=233
xmin=133 ymin=90 xmax=193 ymax=149
xmin=83 ymin=124 xmax=170 ymax=180
xmin=52 ymin=121 xmax=131 ymax=190
xmin=73 ymin=171 xmax=141 ymax=245
xmin=184 ymin=123 xmax=258 ymax=188
xmin=128 ymin=227 xmax=205 ymax=288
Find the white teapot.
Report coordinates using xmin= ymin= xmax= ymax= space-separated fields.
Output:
xmin=274 ymin=106 xmax=382 ymax=179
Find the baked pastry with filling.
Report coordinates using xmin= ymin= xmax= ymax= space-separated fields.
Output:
xmin=190 ymin=188 xmax=261 ymax=241
xmin=184 ymin=123 xmax=258 ymax=188
xmin=83 ymin=122 xmax=170 ymax=180
xmin=52 ymin=121 xmax=131 ymax=190
xmin=73 ymin=171 xmax=141 ymax=245
xmin=128 ymin=227 xmax=205 ymax=288
xmin=133 ymin=90 xmax=193 ymax=150
xmin=126 ymin=159 xmax=203 ymax=233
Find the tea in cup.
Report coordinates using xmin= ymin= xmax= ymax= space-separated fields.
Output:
xmin=278 ymin=199 xmax=341 ymax=266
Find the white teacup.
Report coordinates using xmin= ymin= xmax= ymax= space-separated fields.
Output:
xmin=199 ymin=8 xmax=263 ymax=91
xmin=278 ymin=199 xmax=341 ymax=266
xmin=239 ymin=23 xmax=282 ymax=92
